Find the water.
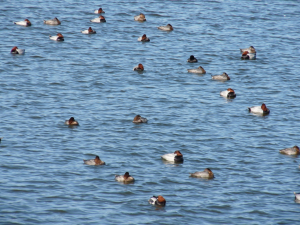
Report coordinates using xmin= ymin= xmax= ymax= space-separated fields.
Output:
xmin=1 ymin=0 xmax=300 ymax=224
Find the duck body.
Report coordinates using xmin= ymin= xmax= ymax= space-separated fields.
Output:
xmin=132 ymin=115 xmax=147 ymax=123
xmin=133 ymin=64 xmax=144 ymax=71
xmin=90 ymin=16 xmax=106 ymax=23
xmin=158 ymin=24 xmax=173 ymax=31
xmin=49 ymin=33 xmax=64 ymax=41
xmin=280 ymin=146 xmax=300 ymax=155
xmin=14 ymin=19 xmax=31 ymax=26
xmin=161 ymin=150 xmax=183 ymax=163
xmin=190 ymin=168 xmax=214 ymax=179
xmin=212 ymin=72 xmax=230 ymax=81
xmin=294 ymin=192 xmax=300 ymax=201
xmin=240 ymin=46 xmax=256 ymax=60
xmin=148 ymin=196 xmax=166 ymax=206
xmin=134 ymin=13 xmax=146 ymax=21
xmin=138 ymin=34 xmax=150 ymax=42
xmin=11 ymin=46 xmax=25 ymax=54
xmin=115 ymin=172 xmax=135 ymax=183
xmin=248 ymin=103 xmax=270 ymax=115
xmin=81 ymin=27 xmax=96 ymax=34
xmin=187 ymin=66 xmax=206 ymax=74
xmin=84 ymin=156 xmax=105 ymax=165
xmin=65 ymin=117 xmax=79 ymax=125
xmin=187 ymin=55 xmax=198 ymax=63
xmin=220 ymin=88 xmax=236 ymax=98
xmin=44 ymin=17 xmax=61 ymax=25
xmin=94 ymin=8 xmax=105 ymax=14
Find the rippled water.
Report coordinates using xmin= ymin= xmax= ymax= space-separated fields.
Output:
xmin=1 ymin=0 xmax=300 ymax=224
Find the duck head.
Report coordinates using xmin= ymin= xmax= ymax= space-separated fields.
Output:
xmin=261 ymin=103 xmax=268 ymax=112
xmin=174 ymin=150 xmax=183 ymax=157
xmin=25 ymin=19 xmax=31 ymax=25
xmin=88 ymin=27 xmax=93 ymax=32
xmin=11 ymin=46 xmax=18 ymax=52
xmin=227 ymin=88 xmax=235 ymax=93
xmin=204 ymin=168 xmax=214 ymax=177
xmin=124 ymin=172 xmax=130 ymax=179
xmin=167 ymin=24 xmax=173 ymax=30
xmin=98 ymin=8 xmax=104 ymax=13
xmin=133 ymin=115 xmax=141 ymax=122
xmin=157 ymin=195 xmax=166 ymax=205
xmin=223 ymin=72 xmax=230 ymax=80
xmin=138 ymin=64 xmax=144 ymax=70
xmin=141 ymin=34 xmax=147 ymax=41
xmin=57 ymin=33 xmax=64 ymax=38
xmin=294 ymin=146 xmax=300 ymax=154
xmin=189 ymin=55 xmax=195 ymax=60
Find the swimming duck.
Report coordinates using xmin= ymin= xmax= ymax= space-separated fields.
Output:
xmin=49 ymin=33 xmax=64 ymax=41
xmin=65 ymin=117 xmax=79 ymax=125
xmin=138 ymin=34 xmax=150 ymax=42
xmin=190 ymin=168 xmax=214 ymax=179
xmin=187 ymin=66 xmax=206 ymax=74
xmin=115 ymin=172 xmax=135 ymax=183
xmin=94 ymin=8 xmax=105 ymax=14
xmin=220 ymin=88 xmax=236 ymax=98
xmin=132 ymin=115 xmax=148 ymax=123
xmin=187 ymin=55 xmax=198 ymax=63
xmin=148 ymin=196 xmax=166 ymax=206
xmin=279 ymin=146 xmax=300 ymax=155
xmin=161 ymin=150 xmax=183 ymax=162
xmin=158 ymin=24 xmax=173 ymax=31
xmin=83 ymin=155 xmax=105 ymax=165
xmin=11 ymin=46 xmax=25 ymax=54
xmin=81 ymin=27 xmax=96 ymax=34
xmin=248 ymin=103 xmax=270 ymax=115
xmin=134 ymin=13 xmax=146 ymax=21
xmin=211 ymin=72 xmax=230 ymax=81
xmin=240 ymin=46 xmax=256 ymax=60
xmin=90 ymin=16 xmax=106 ymax=23
xmin=44 ymin=17 xmax=61 ymax=25
xmin=14 ymin=19 xmax=31 ymax=26
xmin=133 ymin=64 xmax=144 ymax=71
xmin=294 ymin=192 xmax=300 ymax=201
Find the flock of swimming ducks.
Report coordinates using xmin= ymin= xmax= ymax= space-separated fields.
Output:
xmin=11 ymin=7 xmax=299 ymax=206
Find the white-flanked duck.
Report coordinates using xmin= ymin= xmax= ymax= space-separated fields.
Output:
xmin=187 ymin=55 xmax=198 ymax=63
xmin=138 ymin=34 xmax=150 ymax=42
xmin=240 ymin=46 xmax=256 ymax=60
xmin=14 ymin=19 xmax=31 ymax=26
xmin=115 ymin=172 xmax=135 ymax=183
xmin=44 ymin=17 xmax=61 ymax=25
xmin=11 ymin=46 xmax=25 ymax=54
xmin=190 ymin=168 xmax=214 ymax=179
xmin=248 ymin=103 xmax=270 ymax=115
xmin=134 ymin=13 xmax=146 ymax=21
xmin=83 ymin=156 xmax=105 ymax=165
xmin=220 ymin=88 xmax=236 ymax=98
xmin=148 ymin=196 xmax=166 ymax=206
xmin=133 ymin=64 xmax=144 ymax=71
xmin=49 ymin=33 xmax=64 ymax=41
xmin=187 ymin=66 xmax=206 ymax=74
xmin=90 ymin=16 xmax=106 ymax=23
xmin=158 ymin=24 xmax=173 ymax=31
xmin=161 ymin=150 xmax=183 ymax=163
xmin=94 ymin=8 xmax=105 ymax=14
xmin=212 ymin=72 xmax=230 ymax=81
xmin=132 ymin=115 xmax=147 ymax=123
xmin=65 ymin=117 xmax=79 ymax=125
xmin=81 ymin=27 xmax=96 ymax=34
xmin=279 ymin=146 xmax=300 ymax=155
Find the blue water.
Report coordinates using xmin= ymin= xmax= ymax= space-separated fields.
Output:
xmin=1 ymin=0 xmax=300 ymax=224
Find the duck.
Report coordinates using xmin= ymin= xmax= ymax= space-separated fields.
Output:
xmin=161 ymin=150 xmax=183 ymax=163
xmin=11 ymin=46 xmax=25 ymax=54
xmin=44 ymin=17 xmax=61 ymax=25
xmin=148 ymin=196 xmax=166 ymax=206
xmin=220 ymin=88 xmax=236 ymax=98
xmin=279 ymin=146 xmax=300 ymax=155
xmin=133 ymin=64 xmax=144 ymax=71
xmin=240 ymin=46 xmax=256 ymax=60
xmin=83 ymin=155 xmax=105 ymax=165
xmin=14 ymin=19 xmax=31 ymax=26
xmin=190 ymin=168 xmax=214 ymax=179
xmin=187 ymin=66 xmax=206 ymax=74
xmin=158 ymin=24 xmax=173 ymax=31
xmin=132 ymin=115 xmax=148 ymax=123
xmin=134 ymin=13 xmax=146 ymax=21
xmin=211 ymin=72 xmax=230 ymax=81
xmin=49 ymin=33 xmax=64 ymax=41
xmin=81 ymin=27 xmax=96 ymax=34
xmin=115 ymin=172 xmax=135 ymax=183
xmin=90 ymin=16 xmax=106 ymax=23
xmin=248 ymin=103 xmax=270 ymax=115
xmin=138 ymin=34 xmax=150 ymax=42
xmin=94 ymin=8 xmax=105 ymax=14
xmin=187 ymin=55 xmax=198 ymax=63
xmin=294 ymin=192 xmax=300 ymax=201
xmin=64 ymin=117 xmax=79 ymax=125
